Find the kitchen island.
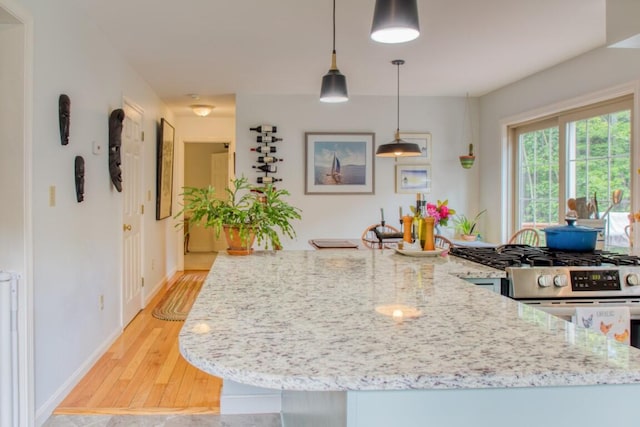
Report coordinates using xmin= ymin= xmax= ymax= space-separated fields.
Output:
xmin=180 ymin=249 xmax=640 ymax=426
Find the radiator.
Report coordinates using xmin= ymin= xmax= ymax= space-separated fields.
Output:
xmin=0 ymin=271 xmax=18 ymax=427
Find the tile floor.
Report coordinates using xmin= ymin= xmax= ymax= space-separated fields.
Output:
xmin=43 ymin=413 xmax=282 ymax=426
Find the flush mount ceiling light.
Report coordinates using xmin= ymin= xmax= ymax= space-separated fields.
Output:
xmin=190 ymin=104 xmax=215 ymax=117
xmin=376 ymin=59 xmax=421 ymax=157
xmin=320 ymin=0 xmax=348 ymax=103
xmin=370 ymin=0 xmax=420 ymax=44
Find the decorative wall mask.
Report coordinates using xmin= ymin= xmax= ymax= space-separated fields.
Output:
xmin=59 ymin=94 xmax=70 ymax=145
xmin=74 ymin=155 xmax=85 ymax=202
xmin=108 ymin=108 xmax=125 ymax=192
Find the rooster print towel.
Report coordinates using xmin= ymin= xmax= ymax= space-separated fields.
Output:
xmin=574 ymin=307 xmax=630 ymax=345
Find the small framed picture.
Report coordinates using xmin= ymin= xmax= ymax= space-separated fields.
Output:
xmin=396 ymin=132 xmax=431 ymax=163
xmin=396 ymin=164 xmax=431 ymax=194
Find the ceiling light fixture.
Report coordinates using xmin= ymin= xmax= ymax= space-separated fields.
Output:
xmin=320 ymin=0 xmax=348 ymax=103
xmin=370 ymin=0 xmax=420 ymax=44
xmin=190 ymin=104 xmax=215 ymax=117
xmin=376 ymin=60 xmax=421 ymax=157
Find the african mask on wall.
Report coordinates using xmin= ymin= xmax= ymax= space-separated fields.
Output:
xmin=74 ymin=156 xmax=85 ymax=202
xmin=108 ymin=108 xmax=125 ymax=192
xmin=59 ymin=94 xmax=70 ymax=145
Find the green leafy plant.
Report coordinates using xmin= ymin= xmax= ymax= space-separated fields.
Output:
xmin=176 ymin=176 xmax=302 ymax=251
xmin=453 ymin=209 xmax=487 ymax=236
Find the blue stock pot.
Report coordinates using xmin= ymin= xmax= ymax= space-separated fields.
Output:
xmin=543 ymin=219 xmax=598 ymax=252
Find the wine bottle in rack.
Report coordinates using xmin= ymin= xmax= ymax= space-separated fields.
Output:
xmin=252 ymin=164 xmax=277 ymax=173
xmin=250 ymin=125 xmax=277 ymax=133
xmin=256 ymin=135 xmax=282 ymax=143
xmin=251 ymin=146 xmax=277 ymax=153
xmin=257 ymin=176 xmax=282 ymax=184
xmin=257 ymin=155 xmax=282 ymax=164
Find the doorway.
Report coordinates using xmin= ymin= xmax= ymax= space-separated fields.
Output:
xmin=184 ymin=142 xmax=230 ymax=270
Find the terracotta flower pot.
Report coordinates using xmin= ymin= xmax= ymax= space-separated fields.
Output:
xmin=223 ymin=225 xmax=256 ymax=256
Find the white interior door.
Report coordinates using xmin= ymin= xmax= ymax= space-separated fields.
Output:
xmin=210 ymin=152 xmax=229 ymax=252
xmin=121 ymin=101 xmax=144 ymax=327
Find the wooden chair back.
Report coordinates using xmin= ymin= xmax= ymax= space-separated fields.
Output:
xmin=508 ymin=228 xmax=540 ymax=246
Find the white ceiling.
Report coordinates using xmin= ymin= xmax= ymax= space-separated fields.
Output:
xmin=73 ymin=0 xmax=606 ymax=117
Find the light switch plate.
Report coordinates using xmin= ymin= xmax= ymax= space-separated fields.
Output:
xmin=92 ymin=141 xmax=103 ymax=155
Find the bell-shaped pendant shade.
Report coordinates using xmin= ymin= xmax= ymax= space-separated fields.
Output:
xmin=371 ymin=0 xmax=420 ymax=44
xmin=320 ymin=63 xmax=348 ymax=103
xmin=320 ymin=0 xmax=348 ymax=103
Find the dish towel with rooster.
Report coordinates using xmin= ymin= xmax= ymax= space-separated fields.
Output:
xmin=574 ymin=306 xmax=630 ymax=345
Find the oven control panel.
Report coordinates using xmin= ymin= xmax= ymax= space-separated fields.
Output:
xmin=507 ymin=266 xmax=640 ymax=299
xmin=570 ymin=270 xmax=620 ymax=291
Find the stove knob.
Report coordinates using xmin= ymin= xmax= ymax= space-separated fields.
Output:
xmin=553 ymin=275 xmax=568 ymax=287
xmin=537 ymin=275 xmax=553 ymax=287
xmin=625 ymin=273 xmax=640 ymax=286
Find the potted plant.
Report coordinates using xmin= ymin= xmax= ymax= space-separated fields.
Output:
xmin=176 ymin=176 xmax=302 ymax=255
xmin=453 ymin=209 xmax=487 ymax=241
xmin=459 ymin=143 xmax=475 ymax=169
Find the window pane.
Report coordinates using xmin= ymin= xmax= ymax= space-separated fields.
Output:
xmin=611 ymin=111 xmax=631 ymax=156
xmin=566 ymin=108 xmax=631 ymax=248
xmin=517 ymin=127 xmax=559 ymax=229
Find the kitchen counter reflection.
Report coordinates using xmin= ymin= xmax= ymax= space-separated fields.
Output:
xmin=179 ymin=249 xmax=640 ymax=392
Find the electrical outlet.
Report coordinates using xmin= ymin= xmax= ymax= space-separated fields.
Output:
xmin=99 ymin=294 xmax=104 ymax=311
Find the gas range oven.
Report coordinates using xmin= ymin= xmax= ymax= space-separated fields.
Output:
xmin=450 ymin=245 xmax=640 ymax=348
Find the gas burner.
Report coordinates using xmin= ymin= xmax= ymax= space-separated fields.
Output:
xmin=449 ymin=245 xmax=640 ymax=270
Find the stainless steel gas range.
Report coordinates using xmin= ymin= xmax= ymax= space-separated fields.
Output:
xmin=450 ymin=245 xmax=640 ymax=348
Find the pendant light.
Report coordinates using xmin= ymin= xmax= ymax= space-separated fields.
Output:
xmin=376 ymin=60 xmax=421 ymax=157
xmin=370 ymin=0 xmax=420 ymax=44
xmin=320 ymin=0 xmax=348 ymax=103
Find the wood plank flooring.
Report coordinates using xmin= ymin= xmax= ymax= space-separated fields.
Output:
xmin=55 ymin=271 xmax=222 ymax=415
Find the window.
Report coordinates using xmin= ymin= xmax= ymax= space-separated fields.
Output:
xmin=511 ymin=96 xmax=633 ymax=248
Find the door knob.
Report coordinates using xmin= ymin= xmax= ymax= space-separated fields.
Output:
xmin=123 ymin=224 xmax=132 ymax=231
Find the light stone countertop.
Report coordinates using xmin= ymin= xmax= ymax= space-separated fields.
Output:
xmin=179 ymin=249 xmax=640 ymax=391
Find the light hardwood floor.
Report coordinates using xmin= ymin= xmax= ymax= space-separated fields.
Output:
xmin=54 ymin=270 xmax=222 ymax=415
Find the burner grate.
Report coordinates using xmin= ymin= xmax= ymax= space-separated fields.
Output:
xmin=449 ymin=245 xmax=640 ymax=270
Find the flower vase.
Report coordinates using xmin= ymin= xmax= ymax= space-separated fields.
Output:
xmin=422 ymin=217 xmax=436 ymax=251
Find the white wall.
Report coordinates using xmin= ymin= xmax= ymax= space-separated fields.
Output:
xmin=16 ymin=0 xmax=177 ymax=422
xmin=235 ymin=94 xmax=482 ymax=249
xmin=479 ymin=46 xmax=640 ymax=244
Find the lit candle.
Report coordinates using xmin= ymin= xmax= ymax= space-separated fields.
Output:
xmin=380 ymin=208 xmax=384 ymax=222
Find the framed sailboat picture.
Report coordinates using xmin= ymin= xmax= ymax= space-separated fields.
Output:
xmin=305 ymin=132 xmax=375 ymax=194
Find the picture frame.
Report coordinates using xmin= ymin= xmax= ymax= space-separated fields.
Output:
xmin=305 ymin=132 xmax=375 ymax=194
xmin=395 ymin=132 xmax=431 ymax=163
xmin=156 ymin=118 xmax=175 ymax=220
xmin=396 ymin=164 xmax=431 ymax=194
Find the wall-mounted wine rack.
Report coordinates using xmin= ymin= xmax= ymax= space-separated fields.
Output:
xmin=250 ymin=124 xmax=282 ymax=186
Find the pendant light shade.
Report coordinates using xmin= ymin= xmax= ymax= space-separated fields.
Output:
xmin=320 ymin=0 xmax=348 ymax=103
xmin=376 ymin=59 xmax=421 ymax=157
xmin=371 ymin=0 xmax=420 ymax=44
